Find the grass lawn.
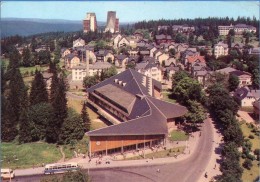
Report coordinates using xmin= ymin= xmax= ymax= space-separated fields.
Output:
xmin=240 ymin=123 xmax=260 ymax=182
xmin=1 ymin=58 xmax=10 ymax=67
xmin=162 ymin=92 xmax=176 ymax=103
xmin=67 ymin=98 xmax=106 ymax=130
xmin=126 ymin=147 xmax=185 ymax=160
xmin=19 ymin=65 xmax=48 ymax=75
xmin=169 ymin=130 xmax=189 ymax=141
xmin=240 ymin=123 xmax=260 ymax=151
xmin=240 ymin=159 xmax=259 ymax=182
xmin=2 ymin=142 xmax=62 ymax=169
xmin=62 ymin=136 xmax=89 ymax=160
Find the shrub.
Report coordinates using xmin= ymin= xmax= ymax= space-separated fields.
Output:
xmin=249 ymin=134 xmax=255 ymax=139
xmin=247 ymin=153 xmax=256 ymax=161
xmin=254 ymin=149 xmax=260 ymax=156
xmin=243 ymin=159 xmax=253 ymax=169
xmin=242 ymin=153 xmax=247 ymax=159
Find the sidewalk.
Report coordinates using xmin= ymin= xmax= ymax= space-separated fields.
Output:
xmin=197 ymin=117 xmax=222 ymax=182
xmin=15 ymin=118 xmax=222 ymax=181
xmin=15 ymin=130 xmax=201 ymax=177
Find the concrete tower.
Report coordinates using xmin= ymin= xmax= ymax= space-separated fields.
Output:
xmin=83 ymin=13 xmax=97 ymax=33
xmin=104 ymin=11 xmax=119 ymax=33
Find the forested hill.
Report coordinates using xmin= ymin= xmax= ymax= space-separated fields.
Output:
xmin=134 ymin=16 xmax=259 ymax=30
xmin=1 ymin=18 xmax=83 ymax=37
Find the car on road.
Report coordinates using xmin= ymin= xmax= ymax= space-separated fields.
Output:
xmin=1 ymin=168 xmax=15 ymax=179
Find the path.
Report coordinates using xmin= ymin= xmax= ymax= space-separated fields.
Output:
xmin=57 ymin=146 xmax=65 ymax=163
xmin=237 ymin=110 xmax=259 ymax=126
xmin=14 ymin=117 xmax=220 ymax=182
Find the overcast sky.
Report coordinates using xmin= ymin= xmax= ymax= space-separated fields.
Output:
xmin=1 ymin=1 xmax=259 ymax=22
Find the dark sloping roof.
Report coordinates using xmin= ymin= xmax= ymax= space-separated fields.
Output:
xmin=87 ymin=97 xmax=168 ymax=136
xmin=234 ymin=87 xmax=260 ymax=101
xmin=147 ymin=96 xmax=188 ymax=118
xmin=86 ymin=69 xmax=188 ymax=137
xmin=230 ymin=70 xmax=252 ymax=77
xmin=95 ymin=84 xmax=136 ymax=114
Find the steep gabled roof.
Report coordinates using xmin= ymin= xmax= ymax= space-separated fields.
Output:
xmin=86 ymin=69 xmax=188 ymax=137
xmin=187 ymin=55 xmax=205 ymax=64
xmin=87 ymin=69 xmax=161 ymax=97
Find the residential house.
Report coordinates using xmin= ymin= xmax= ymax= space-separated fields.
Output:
xmin=249 ymin=47 xmax=260 ymax=55
xmin=218 ymin=24 xmax=256 ymax=36
xmin=61 ymin=48 xmax=71 ymax=58
xmin=185 ymin=55 xmax=205 ymax=71
xmin=153 ymin=49 xmax=164 ymax=59
xmin=135 ymin=60 xmax=162 ymax=82
xmin=73 ymin=38 xmax=85 ymax=48
xmin=114 ymin=54 xmax=128 ymax=68
xmin=133 ymin=32 xmax=144 ymax=40
xmin=165 ymin=65 xmax=180 ymax=80
xmin=148 ymin=46 xmax=157 ymax=57
xmin=214 ymin=42 xmax=229 ymax=58
xmin=155 ymin=34 xmax=172 ymax=45
xmin=165 ymin=58 xmax=176 ymax=67
xmin=172 ymin=25 xmax=195 ymax=33
xmin=117 ymin=37 xmax=130 ymax=48
xmin=157 ymin=53 xmax=170 ymax=66
xmin=65 ymin=53 xmax=80 ymax=69
xmin=95 ymin=50 xmax=114 ymax=63
xmin=112 ymin=34 xmax=122 ymax=48
xmin=72 ymin=62 xmax=113 ymax=81
xmin=216 ymin=67 xmax=252 ymax=87
xmin=234 ymin=87 xmax=260 ymax=107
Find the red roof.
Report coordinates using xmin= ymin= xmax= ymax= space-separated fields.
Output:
xmin=187 ymin=55 xmax=205 ymax=64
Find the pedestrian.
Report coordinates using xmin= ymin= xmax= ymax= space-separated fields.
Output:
xmin=157 ymin=169 xmax=160 ymax=173
xmin=205 ymin=172 xmax=208 ymax=178
xmin=199 ymin=132 xmax=201 ymax=137
xmin=214 ymin=164 xmax=216 ymax=169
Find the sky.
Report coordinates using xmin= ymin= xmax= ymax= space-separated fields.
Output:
xmin=1 ymin=1 xmax=259 ymax=22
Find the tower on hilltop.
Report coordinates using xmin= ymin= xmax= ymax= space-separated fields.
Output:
xmin=83 ymin=13 xmax=97 ymax=33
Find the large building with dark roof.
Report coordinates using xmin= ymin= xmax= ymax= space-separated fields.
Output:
xmin=86 ymin=69 xmax=187 ymax=156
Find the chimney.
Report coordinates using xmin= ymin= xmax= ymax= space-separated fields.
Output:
xmin=86 ymin=50 xmax=90 ymax=76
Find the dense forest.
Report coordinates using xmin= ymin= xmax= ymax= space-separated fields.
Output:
xmin=134 ymin=16 xmax=259 ymax=30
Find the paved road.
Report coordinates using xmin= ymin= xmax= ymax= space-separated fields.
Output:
xmin=89 ymin=117 xmax=213 ymax=182
xmin=14 ymin=117 xmax=214 ymax=182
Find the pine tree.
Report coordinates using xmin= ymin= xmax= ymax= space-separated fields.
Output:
xmin=22 ymin=47 xmax=32 ymax=67
xmin=1 ymin=99 xmax=18 ymax=141
xmin=50 ymin=77 xmax=68 ymax=142
xmin=81 ymin=102 xmax=91 ymax=132
xmin=18 ymin=108 xmax=32 ymax=143
xmin=59 ymin=109 xmax=85 ymax=144
xmin=50 ymin=71 xmax=59 ymax=104
xmin=7 ymin=48 xmax=21 ymax=70
xmin=29 ymin=70 xmax=49 ymax=106
xmin=8 ymin=68 xmax=26 ymax=125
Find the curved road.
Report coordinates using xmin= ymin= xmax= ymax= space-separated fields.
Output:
xmin=90 ymin=117 xmax=213 ymax=182
xmin=14 ymin=117 xmax=214 ymax=182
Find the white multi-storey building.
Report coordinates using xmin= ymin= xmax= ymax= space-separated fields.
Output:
xmin=214 ymin=42 xmax=229 ymax=58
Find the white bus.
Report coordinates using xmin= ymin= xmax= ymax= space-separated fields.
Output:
xmin=44 ymin=162 xmax=79 ymax=174
xmin=1 ymin=168 xmax=15 ymax=179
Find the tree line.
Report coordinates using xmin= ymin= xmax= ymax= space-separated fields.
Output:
xmin=134 ymin=16 xmax=259 ymax=30
xmin=1 ymin=50 xmax=90 ymax=144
